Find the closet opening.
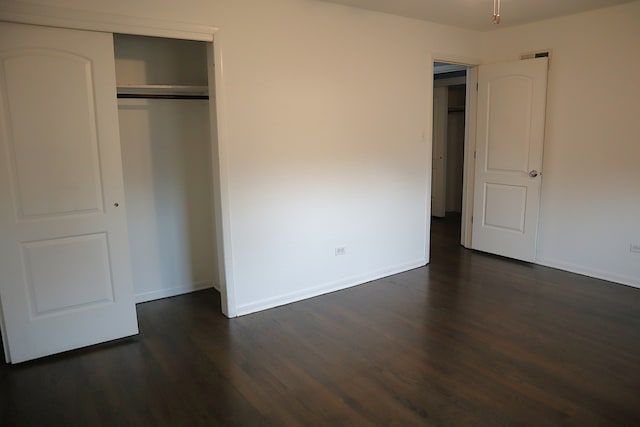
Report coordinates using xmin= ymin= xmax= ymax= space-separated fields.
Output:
xmin=114 ymin=34 xmax=222 ymax=310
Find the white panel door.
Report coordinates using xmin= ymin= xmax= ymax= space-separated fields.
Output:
xmin=431 ymin=86 xmax=448 ymax=218
xmin=472 ymin=58 xmax=548 ymax=262
xmin=0 ymin=22 xmax=138 ymax=363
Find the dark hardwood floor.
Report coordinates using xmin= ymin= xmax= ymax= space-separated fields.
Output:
xmin=2 ymin=214 xmax=639 ymax=426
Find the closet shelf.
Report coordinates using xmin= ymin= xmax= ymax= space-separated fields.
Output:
xmin=116 ymin=84 xmax=209 ymax=100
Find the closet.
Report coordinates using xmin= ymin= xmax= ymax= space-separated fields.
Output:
xmin=0 ymin=22 xmax=221 ymax=363
xmin=114 ymin=34 xmax=218 ymax=303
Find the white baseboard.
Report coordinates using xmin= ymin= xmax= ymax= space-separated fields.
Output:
xmin=135 ymin=281 xmax=216 ymax=304
xmin=535 ymin=257 xmax=640 ymax=289
xmin=235 ymin=258 xmax=428 ymax=316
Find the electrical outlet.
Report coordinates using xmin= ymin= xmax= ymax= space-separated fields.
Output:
xmin=335 ymin=246 xmax=346 ymax=256
xmin=630 ymin=244 xmax=640 ymax=253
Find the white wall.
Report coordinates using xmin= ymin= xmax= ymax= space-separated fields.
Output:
xmin=118 ymin=100 xmax=217 ymax=302
xmin=115 ymin=35 xmax=217 ymax=302
xmin=482 ymin=1 xmax=640 ymax=287
xmin=216 ymin=1 xmax=480 ymax=313
xmin=10 ymin=0 xmax=480 ymax=314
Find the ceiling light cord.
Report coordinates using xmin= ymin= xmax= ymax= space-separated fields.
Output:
xmin=493 ymin=0 xmax=501 ymax=24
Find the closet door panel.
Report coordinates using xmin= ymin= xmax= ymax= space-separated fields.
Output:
xmin=3 ymin=50 xmax=103 ymax=218
xmin=0 ymin=22 xmax=138 ymax=363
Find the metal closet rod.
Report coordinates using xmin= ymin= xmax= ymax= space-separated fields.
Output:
xmin=117 ymin=93 xmax=209 ymax=100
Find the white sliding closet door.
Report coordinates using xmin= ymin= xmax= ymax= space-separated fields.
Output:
xmin=0 ymin=22 xmax=138 ymax=363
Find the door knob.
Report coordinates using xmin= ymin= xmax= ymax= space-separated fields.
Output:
xmin=528 ymin=170 xmax=539 ymax=178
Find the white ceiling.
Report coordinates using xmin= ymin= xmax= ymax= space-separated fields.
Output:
xmin=317 ymin=0 xmax=637 ymax=31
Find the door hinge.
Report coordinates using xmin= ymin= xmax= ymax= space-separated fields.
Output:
xmin=476 ymin=83 xmax=478 ymax=91
xmin=474 ymin=151 xmax=476 ymax=159
xmin=471 ymin=215 xmax=473 ymax=224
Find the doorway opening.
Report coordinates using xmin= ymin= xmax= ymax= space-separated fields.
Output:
xmin=431 ymin=61 xmax=474 ymax=251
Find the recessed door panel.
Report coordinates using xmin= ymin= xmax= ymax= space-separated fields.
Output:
xmin=1 ymin=51 xmax=104 ymax=219
xmin=483 ymin=183 xmax=526 ymax=233
xmin=486 ymin=77 xmax=533 ymax=174
xmin=22 ymin=233 xmax=114 ymax=316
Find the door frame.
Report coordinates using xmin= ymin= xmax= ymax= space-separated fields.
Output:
xmin=0 ymin=4 xmax=238 ymax=328
xmin=430 ymin=55 xmax=479 ymax=250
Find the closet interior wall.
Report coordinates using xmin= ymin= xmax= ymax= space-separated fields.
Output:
xmin=114 ymin=34 xmax=218 ymax=303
